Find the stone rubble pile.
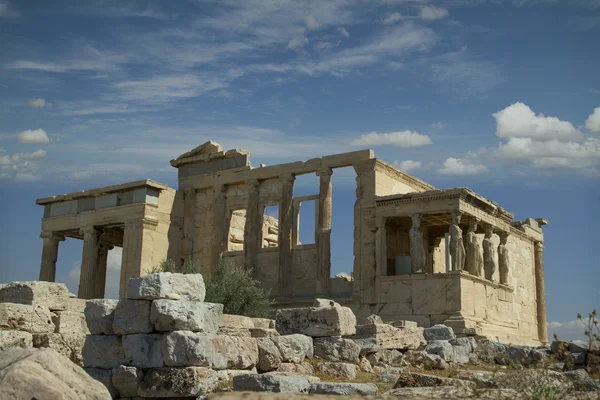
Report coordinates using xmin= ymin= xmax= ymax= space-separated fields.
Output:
xmin=0 ymin=281 xmax=88 ymax=365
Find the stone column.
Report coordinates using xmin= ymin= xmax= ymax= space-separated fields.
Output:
xmin=409 ymin=213 xmax=426 ymax=273
xmin=119 ymin=219 xmax=158 ymax=298
xmin=93 ymin=240 xmax=114 ymax=299
xmin=498 ymin=232 xmax=510 ymax=285
xmin=534 ymin=241 xmax=548 ymax=344
xmin=448 ymin=211 xmax=465 ymax=271
xmin=182 ymin=188 xmax=196 ymax=262
xmin=39 ymin=231 xmax=65 ymax=282
xmin=465 ymin=218 xmax=484 ymax=277
xmin=212 ymin=184 xmax=227 ymax=274
xmin=483 ymin=225 xmax=498 ymax=281
xmin=244 ymin=179 xmax=261 ymax=272
xmin=78 ymin=226 xmax=100 ymax=299
xmin=278 ymin=173 xmax=295 ymax=297
xmin=316 ymin=167 xmax=333 ymax=296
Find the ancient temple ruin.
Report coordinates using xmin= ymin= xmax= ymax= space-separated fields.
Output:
xmin=36 ymin=141 xmax=548 ymax=346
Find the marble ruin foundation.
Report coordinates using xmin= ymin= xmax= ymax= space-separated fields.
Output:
xmin=36 ymin=141 xmax=548 ymax=345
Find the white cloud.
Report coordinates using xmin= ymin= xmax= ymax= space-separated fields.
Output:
xmin=420 ymin=5 xmax=449 ymax=20
xmin=337 ymin=27 xmax=350 ymax=37
xmin=287 ymin=36 xmax=309 ymax=50
xmin=438 ymin=158 xmax=489 ymax=175
xmin=395 ymin=160 xmax=422 ymax=172
xmin=431 ymin=122 xmax=445 ymax=129
xmin=493 ymin=102 xmax=584 ymax=141
xmin=548 ymin=319 xmax=589 ymax=342
xmin=28 ymin=98 xmax=52 ymax=108
xmin=17 ymin=128 xmax=50 ymax=144
xmin=71 ymin=170 xmax=96 ymax=180
xmin=305 ymin=15 xmax=319 ymax=30
xmin=0 ymin=149 xmax=46 ymax=182
xmin=585 ymin=107 xmax=600 ymax=132
xmin=383 ymin=12 xmax=403 ymax=24
xmin=497 ymin=137 xmax=600 ymax=169
xmin=351 ymin=130 xmax=433 ymax=147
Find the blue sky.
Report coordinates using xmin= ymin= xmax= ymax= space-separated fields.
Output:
xmin=1 ymin=0 xmax=599 ymax=340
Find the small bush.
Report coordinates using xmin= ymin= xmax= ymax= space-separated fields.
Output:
xmin=152 ymin=257 xmax=274 ymax=318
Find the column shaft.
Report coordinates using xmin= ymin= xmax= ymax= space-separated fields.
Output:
xmin=119 ymin=219 xmax=157 ymax=298
xmin=94 ymin=242 xmax=112 ymax=299
xmin=409 ymin=213 xmax=426 ymax=273
xmin=211 ymin=185 xmax=227 ymax=275
xmin=278 ymin=174 xmax=295 ymax=297
xmin=39 ymin=231 xmax=65 ymax=282
xmin=244 ymin=180 xmax=261 ymax=272
xmin=78 ymin=227 xmax=100 ymax=299
xmin=534 ymin=241 xmax=549 ymax=344
xmin=316 ymin=168 xmax=333 ymax=296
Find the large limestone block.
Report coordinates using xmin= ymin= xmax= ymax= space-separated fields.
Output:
xmin=112 ymin=365 xmax=144 ymax=398
xmin=122 ymin=334 xmax=164 ymax=368
xmin=252 ymin=318 xmax=275 ymax=329
xmin=112 ymin=299 xmax=153 ymax=335
xmin=314 ymin=337 xmax=361 ymax=363
xmin=0 ymin=303 xmax=55 ymax=334
xmin=232 ymin=373 xmax=311 ymax=393
xmin=33 ymin=333 xmax=86 ymax=366
xmin=82 ymin=335 xmax=126 ymax=369
xmin=84 ymin=299 xmax=118 ymax=335
xmin=84 ymin=368 xmax=118 ymax=398
xmin=219 ymin=313 xmax=255 ymax=336
xmin=0 ymin=331 xmax=33 ymax=352
xmin=271 ymin=334 xmax=314 ymax=363
xmin=0 ymin=281 xmax=74 ymax=307
xmin=309 ymin=382 xmax=378 ymax=395
xmin=53 ymin=311 xmax=90 ymax=335
xmin=425 ymin=340 xmax=455 ymax=362
xmin=316 ymin=361 xmax=358 ymax=379
xmin=127 ymin=272 xmax=205 ymax=301
xmin=424 ymin=324 xmax=456 ymax=341
xmin=138 ymin=367 xmax=219 ymax=397
xmin=353 ymin=323 xmax=426 ymax=350
xmin=162 ymin=331 xmax=258 ymax=370
xmin=275 ymin=303 xmax=356 ymax=337
xmin=151 ymin=300 xmax=222 ymax=333
xmin=0 ymin=347 xmax=111 ymax=400
xmin=257 ymin=338 xmax=283 ymax=372
xmin=366 ymin=349 xmax=404 ymax=367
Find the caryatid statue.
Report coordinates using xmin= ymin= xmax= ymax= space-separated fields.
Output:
xmin=448 ymin=211 xmax=465 ymax=271
xmin=465 ymin=218 xmax=484 ymax=277
xmin=483 ymin=224 xmax=498 ymax=281
xmin=498 ymin=232 xmax=510 ymax=285
xmin=410 ymin=213 xmax=426 ymax=273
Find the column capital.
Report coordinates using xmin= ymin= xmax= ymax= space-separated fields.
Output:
xmin=79 ymin=226 xmax=100 ymax=237
xmin=498 ymin=231 xmax=510 ymax=242
xmin=411 ymin=213 xmax=422 ymax=227
xmin=247 ymin=179 xmax=260 ymax=190
xmin=280 ymin=173 xmax=295 ymax=185
xmin=451 ymin=210 xmax=462 ymax=224
xmin=40 ymin=231 xmax=65 ymax=242
xmin=316 ymin=167 xmax=333 ymax=177
xmin=483 ymin=224 xmax=495 ymax=236
xmin=534 ymin=240 xmax=544 ymax=250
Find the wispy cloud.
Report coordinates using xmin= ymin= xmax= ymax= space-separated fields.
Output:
xmin=351 ymin=130 xmax=433 ymax=147
xmin=438 ymin=157 xmax=489 ymax=175
xmin=28 ymin=98 xmax=52 ymax=109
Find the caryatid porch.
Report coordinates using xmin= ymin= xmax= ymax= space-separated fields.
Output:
xmin=36 ymin=180 xmax=182 ymax=299
xmin=374 ymin=188 xmax=548 ymax=345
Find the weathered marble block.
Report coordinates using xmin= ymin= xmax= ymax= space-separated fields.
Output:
xmin=122 ymin=333 xmax=164 ymax=368
xmin=84 ymin=299 xmax=119 ymax=335
xmin=314 ymin=336 xmax=361 ymax=363
xmin=0 ymin=303 xmax=54 ymax=334
xmin=112 ymin=365 xmax=144 ymax=398
xmin=162 ymin=331 xmax=258 ymax=370
xmin=127 ymin=272 xmax=205 ymax=301
xmin=82 ymin=335 xmax=126 ymax=369
xmin=316 ymin=361 xmax=357 ymax=379
xmin=353 ymin=323 xmax=426 ymax=350
xmin=150 ymin=300 xmax=222 ymax=333
xmin=112 ymin=299 xmax=153 ymax=335
xmin=271 ymin=334 xmax=314 ymax=363
xmin=252 ymin=318 xmax=275 ymax=329
xmin=0 ymin=281 xmax=73 ymax=306
xmin=0 ymin=330 xmax=33 ymax=351
xmin=138 ymin=367 xmax=219 ymax=397
xmin=33 ymin=332 xmax=86 ymax=366
xmin=233 ymin=373 xmax=311 ymax=393
xmin=309 ymin=382 xmax=378 ymax=396
xmin=218 ymin=313 xmax=254 ymax=336
xmin=275 ymin=302 xmax=356 ymax=337
xmin=256 ymin=338 xmax=282 ymax=372
xmin=84 ymin=368 xmax=118 ymax=398
xmin=424 ymin=324 xmax=456 ymax=341
xmin=251 ymin=328 xmax=280 ymax=338
xmin=53 ymin=311 xmax=90 ymax=335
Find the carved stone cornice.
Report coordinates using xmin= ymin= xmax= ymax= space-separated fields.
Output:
xmin=374 ymin=159 xmax=435 ymax=193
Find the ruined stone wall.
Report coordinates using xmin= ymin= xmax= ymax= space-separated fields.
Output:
xmin=374 ymin=161 xmax=434 ymax=197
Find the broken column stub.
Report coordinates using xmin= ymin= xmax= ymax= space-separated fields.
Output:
xmin=127 ymin=272 xmax=205 ymax=301
xmin=275 ymin=299 xmax=356 ymax=337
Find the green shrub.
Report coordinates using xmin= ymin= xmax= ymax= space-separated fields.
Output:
xmin=152 ymin=257 xmax=274 ymax=318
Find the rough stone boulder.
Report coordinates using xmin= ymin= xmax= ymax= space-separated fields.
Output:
xmin=233 ymin=373 xmax=311 ymax=393
xmin=0 ymin=347 xmax=111 ymax=400
xmin=366 ymin=348 xmax=404 ymax=367
xmin=394 ymin=372 xmax=474 ymax=388
xmin=352 ymin=323 xmax=426 ymax=350
xmin=423 ymin=324 xmax=456 ymax=341
xmin=271 ymin=334 xmax=314 ymax=363
xmin=0 ymin=331 xmax=33 ymax=352
xmin=275 ymin=299 xmax=356 ymax=337
xmin=316 ymin=362 xmax=357 ymax=380
xmin=313 ymin=336 xmax=361 ymax=363
xmin=84 ymin=299 xmax=118 ymax=335
xmin=138 ymin=367 xmax=219 ymax=397
xmin=425 ymin=340 xmax=455 ymax=362
xmin=111 ymin=365 xmax=144 ymax=398
xmin=127 ymin=272 xmax=206 ymax=301
xmin=151 ymin=299 xmax=223 ymax=333
xmin=0 ymin=303 xmax=55 ymax=334
xmin=82 ymin=335 xmax=126 ymax=369
xmin=309 ymin=382 xmax=378 ymax=395
xmin=257 ymin=338 xmax=283 ymax=372
xmin=33 ymin=333 xmax=86 ymax=366
xmin=0 ymin=281 xmax=78 ymax=311
xmin=219 ymin=313 xmax=255 ymax=336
